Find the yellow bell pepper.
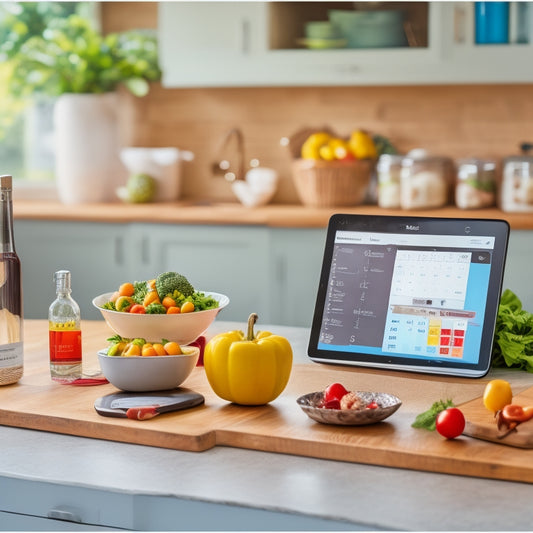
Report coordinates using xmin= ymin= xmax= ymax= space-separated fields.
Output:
xmin=204 ymin=313 xmax=293 ymax=405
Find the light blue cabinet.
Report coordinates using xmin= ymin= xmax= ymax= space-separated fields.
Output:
xmin=13 ymin=219 xmax=531 ymax=326
xmin=128 ymin=223 xmax=271 ymax=323
xmin=14 ymin=221 xmax=129 ymax=321
xmin=269 ymin=228 xmax=326 ymax=327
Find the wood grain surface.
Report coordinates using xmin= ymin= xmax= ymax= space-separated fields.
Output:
xmin=13 ymin=201 xmax=533 ymax=230
xmin=462 ymin=386 xmax=533 ymax=448
xmin=3 ymin=320 xmax=533 ymax=484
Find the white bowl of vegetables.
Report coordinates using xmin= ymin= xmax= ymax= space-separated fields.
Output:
xmin=93 ymin=272 xmax=229 ymax=346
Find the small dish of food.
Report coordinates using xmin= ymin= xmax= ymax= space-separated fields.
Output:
xmin=297 ymin=384 xmax=401 ymax=426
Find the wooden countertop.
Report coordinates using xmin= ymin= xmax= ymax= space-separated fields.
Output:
xmin=4 ymin=319 xmax=533 ymax=485
xmin=12 ymin=200 xmax=533 ymax=229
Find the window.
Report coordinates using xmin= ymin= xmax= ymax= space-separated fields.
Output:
xmin=0 ymin=2 xmax=97 ymax=193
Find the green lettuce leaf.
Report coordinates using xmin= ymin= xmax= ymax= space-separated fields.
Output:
xmin=492 ymin=289 xmax=533 ymax=372
xmin=412 ymin=399 xmax=455 ymax=431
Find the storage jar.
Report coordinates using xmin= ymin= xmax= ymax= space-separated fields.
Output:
xmin=377 ymin=154 xmax=403 ymax=208
xmin=400 ymin=154 xmax=452 ymax=209
xmin=501 ymin=156 xmax=533 ymax=212
xmin=455 ymin=158 xmax=497 ymax=209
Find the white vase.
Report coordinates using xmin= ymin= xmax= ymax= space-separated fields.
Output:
xmin=53 ymin=93 xmax=126 ymax=204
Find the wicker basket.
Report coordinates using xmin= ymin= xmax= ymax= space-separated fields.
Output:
xmin=291 ymin=158 xmax=373 ymax=208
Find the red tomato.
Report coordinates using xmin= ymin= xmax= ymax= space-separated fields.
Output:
xmin=435 ymin=408 xmax=465 ymax=439
xmin=324 ymin=382 xmax=349 ymax=403
xmin=366 ymin=401 xmax=379 ymax=409
xmin=130 ymin=304 xmax=146 ymax=314
xmin=323 ymin=399 xmax=341 ymax=410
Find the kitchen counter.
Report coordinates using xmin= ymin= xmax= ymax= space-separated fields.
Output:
xmin=2 ymin=319 xmax=533 ymax=531
xmin=13 ymin=199 xmax=533 ymax=229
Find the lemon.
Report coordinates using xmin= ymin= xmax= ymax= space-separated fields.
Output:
xmin=328 ymin=138 xmax=350 ymax=160
xmin=319 ymin=144 xmax=335 ymax=161
xmin=348 ymin=130 xmax=377 ymax=159
xmin=301 ymin=132 xmax=331 ymax=160
xmin=126 ymin=173 xmax=157 ymax=203
xmin=483 ymin=379 xmax=513 ymax=413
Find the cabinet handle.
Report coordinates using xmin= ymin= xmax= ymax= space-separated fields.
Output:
xmin=334 ymin=65 xmax=360 ymax=75
xmin=141 ymin=236 xmax=150 ymax=264
xmin=47 ymin=508 xmax=82 ymax=523
xmin=115 ymin=236 xmax=124 ymax=266
xmin=241 ymin=18 xmax=251 ymax=54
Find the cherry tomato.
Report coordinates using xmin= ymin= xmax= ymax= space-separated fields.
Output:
xmin=129 ymin=304 xmax=146 ymax=314
xmin=324 ymin=382 xmax=349 ymax=403
xmin=118 ymin=282 xmax=135 ymax=297
xmin=164 ymin=341 xmax=182 ymax=355
xmin=483 ymin=379 xmax=513 ymax=413
xmin=323 ymin=399 xmax=341 ymax=410
xmin=435 ymin=407 xmax=465 ymax=439
xmin=181 ymin=301 xmax=195 ymax=313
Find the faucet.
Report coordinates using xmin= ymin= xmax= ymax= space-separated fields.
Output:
xmin=211 ymin=128 xmax=246 ymax=182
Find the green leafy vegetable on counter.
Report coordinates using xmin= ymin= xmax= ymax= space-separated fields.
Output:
xmin=412 ymin=399 xmax=455 ymax=431
xmin=492 ymin=289 xmax=533 ymax=373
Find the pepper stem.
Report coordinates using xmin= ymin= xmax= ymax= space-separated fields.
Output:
xmin=246 ymin=313 xmax=258 ymax=341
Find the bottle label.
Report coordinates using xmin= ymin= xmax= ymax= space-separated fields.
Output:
xmin=0 ymin=341 xmax=23 ymax=368
xmin=49 ymin=330 xmax=82 ymax=363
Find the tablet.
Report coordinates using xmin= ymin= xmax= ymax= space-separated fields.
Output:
xmin=308 ymin=214 xmax=510 ymax=378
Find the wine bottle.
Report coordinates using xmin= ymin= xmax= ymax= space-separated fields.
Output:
xmin=49 ymin=270 xmax=82 ymax=381
xmin=0 ymin=174 xmax=23 ymax=385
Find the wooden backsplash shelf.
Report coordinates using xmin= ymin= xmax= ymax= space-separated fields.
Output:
xmin=13 ymin=200 xmax=533 ymax=230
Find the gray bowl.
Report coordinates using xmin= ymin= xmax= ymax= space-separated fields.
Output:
xmin=297 ymin=390 xmax=401 ymax=426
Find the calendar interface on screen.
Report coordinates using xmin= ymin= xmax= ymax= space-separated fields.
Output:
xmin=317 ymin=230 xmax=496 ymax=365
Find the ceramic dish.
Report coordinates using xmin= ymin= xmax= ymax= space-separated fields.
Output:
xmin=297 ymin=391 xmax=401 ymax=426
xmin=93 ymin=291 xmax=229 ymax=346
xmin=98 ymin=346 xmax=200 ymax=392
xmin=296 ymin=38 xmax=347 ymax=50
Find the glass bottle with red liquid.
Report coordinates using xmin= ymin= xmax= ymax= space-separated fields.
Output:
xmin=49 ymin=270 xmax=82 ymax=381
xmin=0 ymin=174 xmax=23 ymax=385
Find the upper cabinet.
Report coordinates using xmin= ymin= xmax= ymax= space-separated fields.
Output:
xmin=159 ymin=2 xmax=533 ymax=87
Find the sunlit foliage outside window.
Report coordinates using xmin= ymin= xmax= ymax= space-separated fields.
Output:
xmin=0 ymin=2 xmax=161 ymax=186
xmin=0 ymin=2 xmax=93 ymax=183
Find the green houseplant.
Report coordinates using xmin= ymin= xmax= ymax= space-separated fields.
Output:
xmin=1 ymin=5 xmax=162 ymax=204
xmin=5 ymin=10 xmax=161 ymax=97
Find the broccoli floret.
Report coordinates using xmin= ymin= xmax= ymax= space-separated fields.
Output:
xmin=132 ymin=280 xmax=149 ymax=305
xmin=155 ymin=271 xmax=194 ymax=299
xmin=145 ymin=302 xmax=167 ymax=314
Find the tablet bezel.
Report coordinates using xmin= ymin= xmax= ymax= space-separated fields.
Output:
xmin=307 ymin=214 xmax=510 ymax=378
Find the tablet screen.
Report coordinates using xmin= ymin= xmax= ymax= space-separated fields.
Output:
xmin=308 ymin=215 xmax=510 ymax=377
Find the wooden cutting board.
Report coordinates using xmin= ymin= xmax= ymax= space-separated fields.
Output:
xmin=3 ymin=320 xmax=533 ymax=484
xmin=462 ymin=386 xmax=533 ymax=448
xmin=3 ymin=347 xmax=533 ymax=484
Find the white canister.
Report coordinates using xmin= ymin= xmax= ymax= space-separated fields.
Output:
xmin=119 ymin=147 xmax=194 ymax=202
xmin=501 ymin=156 xmax=533 ymax=212
xmin=377 ymin=154 xmax=403 ymax=208
xmin=400 ymin=154 xmax=452 ymax=210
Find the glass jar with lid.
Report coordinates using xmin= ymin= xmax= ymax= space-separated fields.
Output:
xmin=377 ymin=154 xmax=403 ymax=208
xmin=501 ymin=156 xmax=533 ymax=212
xmin=455 ymin=158 xmax=497 ymax=209
xmin=400 ymin=152 xmax=453 ymax=210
